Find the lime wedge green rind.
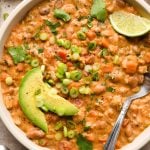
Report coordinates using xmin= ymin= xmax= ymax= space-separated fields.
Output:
xmin=109 ymin=11 xmax=150 ymax=37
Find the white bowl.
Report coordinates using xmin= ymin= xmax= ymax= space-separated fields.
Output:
xmin=0 ymin=0 xmax=150 ymax=150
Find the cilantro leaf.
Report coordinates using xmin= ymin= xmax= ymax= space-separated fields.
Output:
xmin=45 ymin=20 xmax=60 ymax=35
xmin=77 ymin=134 xmax=93 ymax=150
xmin=90 ymin=0 xmax=107 ymax=22
xmin=34 ymin=25 xmax=44 ymax=39
xmin=107 ymin=87 xmax=115 ymax=92
xmin=8 ymin=46 xmax=27 ymax=64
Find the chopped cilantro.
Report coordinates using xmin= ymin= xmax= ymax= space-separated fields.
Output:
xmin=90 ymin=0 xmax=107 ymax=22
xmin=34 ymin=25 xmax=44 ymax=39
xmin=107 ymin=87 xmax=115 ymax=92
xmin=45 ymin=20 xmax=60 ymax=35
xmin=8 ymin=46 xmax=27 ymax=64
xmin=84 ymin=125 xmax=91 ymax=132
xmin=87 ymin=16 xmax=93 ymax=28
xmin=77 ymin=134 xmax=93 ymax=150
xmin=38 ymin=48 xmax=44 ymax=53
xmin=23 ymin=43 xmax=30 ymax=50
xmin=3 ymin=13 xmax=9 ymax=20
xmin=92 ymin=72 xmax=99 ymax=81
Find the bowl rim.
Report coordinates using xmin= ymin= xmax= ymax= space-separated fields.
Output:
xmin=0 ymin=0 xmax=150 ymax=150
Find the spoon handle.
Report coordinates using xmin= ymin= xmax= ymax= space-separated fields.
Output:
xmin=104 ymin=98 xmax=132 ymax=150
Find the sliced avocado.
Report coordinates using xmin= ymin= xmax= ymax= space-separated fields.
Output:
xmin=42 ymin=90 xmax=78 ymax=116
xmin=19 ymin=68 xmax=48 ymax=132
xmin=19 ymin=67 xmax=78 ymax=132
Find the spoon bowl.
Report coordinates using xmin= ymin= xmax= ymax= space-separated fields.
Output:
xmin=104 ymin=73 xmax=150 ymax=150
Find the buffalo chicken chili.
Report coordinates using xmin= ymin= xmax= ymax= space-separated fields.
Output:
xmin=0 ymin=0 xmax=150 ymax=150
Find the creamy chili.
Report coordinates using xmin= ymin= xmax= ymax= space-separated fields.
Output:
xmin=0 ymin=0 xmax=150 ymax=150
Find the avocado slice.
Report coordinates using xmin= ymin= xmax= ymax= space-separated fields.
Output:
xmin=19 ymin=67 xmax=78 ymax=132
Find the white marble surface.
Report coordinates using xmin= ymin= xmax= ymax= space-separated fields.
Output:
xmin=0 ymin=0 xmax=150 ymax=150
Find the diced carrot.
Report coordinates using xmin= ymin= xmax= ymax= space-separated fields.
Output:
xmin=85 ymin=133 xmax=95 ymax=141
xmin=86 ymin=30 xmax=96 ymax=40
xmin=16 ymin=63 xmax=24 ymax=72
xmin=91 ymin=83 xmax=106 ymax=94
xmin=44 ymin=48 xmax=53 ymax=59
xmin=101 ymin=38 xmax=109 ymax=48
xmin=122 ymin=56 xmax=138 ymax=74
xmin=101 ymin=64 xmax=113 ymax=73
xmin=67 ymin=62 xmax=73 ymax=67
xmin=124 ymin=61 xmax=138 ymax=74
xmin=68 ymin=82 xmax=82 ymax=89
xmin=0 ymin=72 xmax=9 ymax=81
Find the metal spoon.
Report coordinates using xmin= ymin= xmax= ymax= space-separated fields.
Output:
xmin=104 ymin=73 xmax=150 ymax=150
xmin=0 ymin=145 xmax=10 ymax=150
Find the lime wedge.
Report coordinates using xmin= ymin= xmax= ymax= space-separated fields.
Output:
xmin=109 ymin=11 xmax=150 ymax=37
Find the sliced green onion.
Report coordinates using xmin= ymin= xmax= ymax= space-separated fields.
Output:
xmin=70 ymin=70 xmax=82 ymax=81
xmin=56 ymin=83 xmax=63 ymax=89
xmin=39 ymin=33 xmax=48 ymax=41
xmin=25 ymin=55 xmax=32 ymax=64
xmin=69 ymin=87 xmax=79 ymax=98
xmin=100 ymin=48 xmax=108 ymax=57
xmin=87 ymin=16 xmax=93 ymax=28
xmin=71 ymin=53 xmax=80 ymax=61
xmin=113 ymin=55 xmax=119 ymax=65
xmin=61 ymin=85 xmax=69 ymax=94
xmin=92 ymin=72 xmax=99 ymax=81
xmin=67 ymin=130 xmax=76 ymax=138
xmin=56 ymin=39 xmax=71 ymax=49
xmin=56 ymin=73 xmax=64 ymax=79
xmin=88 ymin=42 xmax=97 ymax=51
xmin=63 ymin=126 xmax=68 ymax=137
xmin=71 ymin=45 xmax=81 ymax=54
xmin=65 ymin=72 xmax=71 ymax=79
xmin=67 ymin=120 xmax=76 ymax=129
xmin=55 ymin=121 xmax=63 ymax=130
xmin=87 ymin=22 xmax=93 ymax=28
xmin=50 ymin=36 xmax=56 ymax=44
xmin=57 ymin=63 xmax=67 ymax=76
xmin=57 ymin=39 xmax=64 ymax=46
xmin=47 ymin=79 xmax=55 ymax=86
xmin=81 ymin=27 xmax=88 ymax=33
xmin=5 ymin=76 xmax=13 ymax=86
xmin=77 ymin=31 xmax=86 ymax=40
xmin=83 ymin=77 xmax=92 ymax=85
xmin=62 ymin=79 xmax=71 ymax=86
xmin=64 ymin=40 xmax=71 ymax=49
xmin=31 ymin=59 xmax=39 ymax=67
xmin=84 ymin=65 xmax=92 ymax=73
xmin=92 ymin=63 xmax=100 ymax=71
xmin=79 ymin=86 xmax=91 ymax=95
xmin=55 ymin=132 xmax=63 ymax=141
